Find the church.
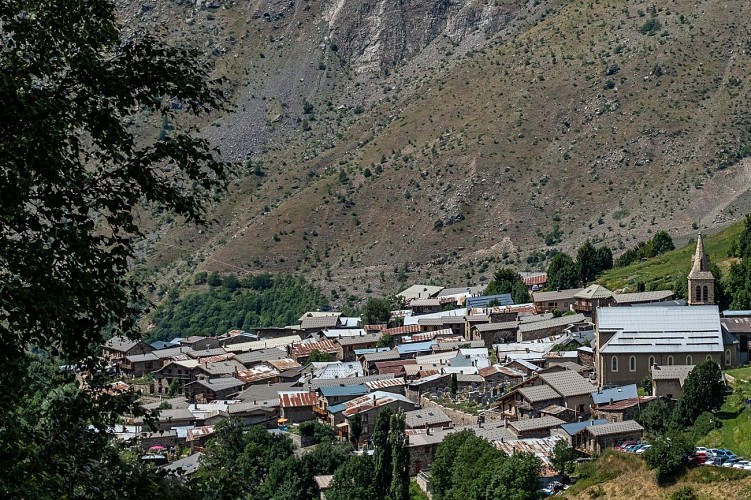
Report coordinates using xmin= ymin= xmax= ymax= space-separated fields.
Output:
xmin=594 ymin=234 xmax=738 ymax=388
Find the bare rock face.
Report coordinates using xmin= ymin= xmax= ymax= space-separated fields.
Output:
xmin=323 ymin=0 xmax=519 ymax=72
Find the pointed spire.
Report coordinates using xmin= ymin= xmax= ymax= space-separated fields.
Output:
xmin=691 ymin=233 xmax=710 ymax=274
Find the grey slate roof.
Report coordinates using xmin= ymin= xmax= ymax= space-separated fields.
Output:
xmin=538 ymin=371 xmax=595 ymax=398
xmin=650 ymin=365 xmax=695 ymax=384
xmin=404 ymin=407 xmax=452 ymax=428
xmin=474 ymin=322 xmax=518 ymax=333
xmin=533 ymin=288 xmax=585 ymax=302
xmin=518 ymin=314 xmax=587 ymax=334
xmin=162 ymin=452 xmax=202 ymax=475
xmin=582 ymin=420 xmax=643 ymax=436
xmin=306 ymin=374 xmax=395 ymax=390
xmin=104 ymin=336 xmax=143 ymax=353
xmin=518 ymin=385 xmax=561 ymax=403
xmin=189 ymin=377 xmax=245 ymax=391
xmin=300 ymin=316 xmax=339 ymax=330
xmin=613 ymin=290 xmax=674 ymax=304
xmin=234 ymin=347 xmax=288 ymax=366
xmin=508 ymin=416 xmax=565 ymax=432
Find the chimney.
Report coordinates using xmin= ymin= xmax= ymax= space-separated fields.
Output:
xmin=609 ymin=398 xmax=614 ymax=405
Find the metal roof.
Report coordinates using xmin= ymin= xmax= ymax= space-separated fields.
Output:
xmin=306 ymin=374 xmax=395 ymax=390
xmin=321 ymin=328 xmax=368 ymax=339
xmin=365 ymin=377 xmax=406 ymax=390
xmin=559 ymin=419 xmax=609 ymax=436
xmin=279 ymin=391 xmax=318 ymax=408
xmin=521 ymin=272 xmax=548 ymax=286
xmin=362 ymin=349 xmax=401 ymax=362
xmin=581 ymin=420 xmax=644 ymax=437
xmin=508 ymin=415 xmax=565 ymax=432
xmin=591 ymin=384 xmax=638 ymax=405
xmin=396 ymin=341 xmax=437 ymax=355
xmin=597 ymin=305 xmax=723 ymax=354
xmin=466 ymin=294 xmax=514 ymax=309
xmin=225 ymin=335 xmax=301 ymax=353
xmin=318 ymin=385 xmax=368 ymax=398
xmin=404 ymin=308 xmax=468 ymax=326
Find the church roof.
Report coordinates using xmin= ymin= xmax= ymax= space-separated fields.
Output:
xmin=688 ymin=234 xmax=713 ymax=280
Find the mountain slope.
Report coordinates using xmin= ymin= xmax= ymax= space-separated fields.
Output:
xmin=123 ymin=0 xmax=751 ymax=303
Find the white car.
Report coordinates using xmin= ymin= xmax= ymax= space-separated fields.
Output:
xmin=635 ymin=445 xmax=652 ymax=454
xmin=732 ymin=460 xmax=750 ymax=469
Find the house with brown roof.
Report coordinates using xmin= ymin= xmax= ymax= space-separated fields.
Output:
xmin=103 ymin=336 xmax=155 ymax=368
xmin=572 ymin=284 xmax=614 ymax=315
xmin=517 ymin=314 xmax=589 ymax=341
xmin=335 ymin=333 xmax=382 ymax=361
xmin=290 ymin=339 xmax=340 ymax=363
xmin=120 ymin=352 xmax=161 ymax=378
xmin=593 ymin=396 xmax=659 ymax=423
xmin=574 ymin=420 xmax=644 ymax=454
xmin=533 ymin=288 xmax=584 ymax=314
xmin=651 ymin=364 xmax=695 ymax=399
xmin=508 ymin=415 xmax=566 ymax=438
xmin=279 ymin=391 xmax=319 ymax=424
xmin=328 ymin=391 xmax=417 ymax=446
xmin=612 ymin=290 xmax=675 ymax=306
xmin=184 ymin=377 xmax=246 ymax=404
xmin=471 ymin=321 xmax=518 ymax=347
xmin=496 ymin=370 xmax=595 ymax=420
xmin=180 ymin=336 xmax=221 ymax=350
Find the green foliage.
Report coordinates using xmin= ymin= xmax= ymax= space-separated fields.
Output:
xmin=640 ymin=375 xmax=653 ymax=396
xmin=194 ymin=419 xmax=295 ymax=498
xmin=167 ymin=378 xmax=180 ymax=397
xmin=672 ymin=361 xmax=725 ymax=428
xmin=298 ymin=420 xmax=335 ymax=444
xmin=639 ymin=17 xmax=662 ymax=35
xmin=388 ymin=411 xmax=410 ymax=500
xmin=484 ymin=267 xmax=530 ymax=304
xmin=308 ymin=349 xmax=333 ymax=362
xmin=688 ymin=411 xmax=721 ymax=444
xmin=636 ymin=398 xmax=672 ymax=435
xmin=377 ymin=334 xmax=394 ymax=348
xmin=551 ymin=440 xmax=576 ymax=475
xmin=429 ymin=430 xmax=541 ymax=500
xmin=616 ymin=231 xmax=675 ymax=267
xmin=547 ymin=253 xmax=580 ymax=290
xmin=373 ymin=409 xmax=394 ymax=498
xmin=348 ymin=414 xmax=363 ymax=447
xmin=643 ymin=432 xmax=693 ymax=484
xmin=363 ymin=297 xmax=394 ymax=325
xmin=544 ymin=223 xmax=563 ymax=246
xmin=450 ymin=373 xmax=458 ymax=397
xmin=670 ymin=486 xmax=697 ymax=500
xmin=0 ymin=0 xmax=228 ymax=495
xmin=148 ymin=275 xmax=328 ymax=340
xmin=576 ymin=241 xmax=613 ymax=284
xmin=326 ymin=455 xmax=378 ymax=500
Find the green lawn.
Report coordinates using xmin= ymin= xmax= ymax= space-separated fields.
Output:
xmin=596 ymin=221 xmax=744 ymax=292
xmin=698 ymin=369 xmax=751 ymax=456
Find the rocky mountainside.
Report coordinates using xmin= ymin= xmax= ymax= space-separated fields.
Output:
xmin=120 ymin=0 xmax=751 ymax=303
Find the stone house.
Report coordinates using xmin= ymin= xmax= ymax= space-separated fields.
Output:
xmin=574 ymin=420 xmax=644 ymax=454
xmin=518 ymin=314 xmax=588 ymax=341
xmin=508 ymin=415 xmax=565 ymax=438
xmin=335 ymin=333 xmax=382 ymax=361
xmin=651 ymin=364 xmax=695 ymax=399
xmin=532 ymin=289 xmax=584 ymax=314
xmin=404 ymin=407 xmax=452 ymax=430
xmin=102 ymin=336 xmax=154 ymax=369
xmin=279 ymin=391 xmax=319 ymax=424
xmin=184 ymin=377 xmax=245 ymax=404
xmin=593 ymin=396 xmax=659 ymax=423
xmin=471 ymin=321 xmax=517 ymax=347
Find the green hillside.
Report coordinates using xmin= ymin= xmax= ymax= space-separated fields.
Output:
xmin=596 ymin=221 xmax=745 ymax=293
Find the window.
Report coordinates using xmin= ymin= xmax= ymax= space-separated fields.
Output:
xmin=696 ymin=286 xmax=701 ymax=301
xmin=725 ymin=349 xmax=732 ymax=366
xmin=629 ymin=356 xmax=636 ymax=372
xmin=611 ymin=356 xmax=618 ymax=372
xmin=667 ymin=355 xmax=674 ymax=366
xmin=706 ymin=354 xmax=713 ymax=362
xmin=686 ymin=355 xmax=692 ymax=365
xmin=703 ymin=286 xmax=709 ymax=302
xmin=649 ymin=356 xmax=655 ymax=367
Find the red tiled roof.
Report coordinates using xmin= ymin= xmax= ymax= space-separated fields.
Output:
xmin=279 ymin=392 xmax=318 ymax=408
xmin=523 ymin=274 xmax=548 ymax=286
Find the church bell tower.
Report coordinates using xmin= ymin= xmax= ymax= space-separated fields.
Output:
xmin=687 ymin=233 xmax=714 ymax=305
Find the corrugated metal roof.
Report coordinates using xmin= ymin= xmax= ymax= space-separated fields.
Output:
xmin=321 ymin=328 xmax=368 ymax=338
xmin=598 ymin=305 xmax=723 ymax=354
xmin=559 ymin=419 xmax=609 ymax=436
xmin=318 ymin=385 xmax=368 ymax=397
xmin=401 ymin=328 xmax=454 ymax=344
xmin=266 ymin=358 xmax=302 ymax=371
xmin=382 ymin=324 xmax=424 ymax=336
xmin=225 ymin=335 xmax=302 ymax=353
xmin=591 ymin=384 xmax=638 ymax=405
xmin=474 ymin=322 xmax=518 ymax=333
xmin=365 ymin=377 xmax=406 ymax=390
xmin=362 ymin=349 xmax=401 ymax=362
xmin=466 ymin=294 xmax=514 ymax=309
xmin=396 ymin=341 xmax=437 ymax=355
xmin=279 ymin=391 xmax=318 ymax=408
xmin=595 ymin=396 xmax=656 ymax=411
xmin=522 ymin=273 xmax=548 ymax=286
xmin=291 ymin=338 xmax=339 ymax=358
xmin=341 ymin=391 xmax=414 ymax=417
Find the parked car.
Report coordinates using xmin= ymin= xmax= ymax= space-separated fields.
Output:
xmin=732 ymin=460 xmax=750 ymax=469
xmin=702 ymin=458 xmax=723 ymax=466
xmin=635 ymin=445 xmax=652 ymax=454
xmin=722 ymin=458 xmax=739 ymax=468
xmin=687 ymin=454 xmax=707 ymax=464
xmin=713 ymin=449 xmax=737 ymax=461
xmin=618 ymin=441 xmax=639 ymax=451
xmin=694 ymin=447 xmax=708 ymax=456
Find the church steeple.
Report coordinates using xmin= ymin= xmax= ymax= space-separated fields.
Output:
xmin=688 ymin=233 xmax=714 ymax=305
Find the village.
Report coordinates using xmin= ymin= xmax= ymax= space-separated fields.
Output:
xmin=102 ymin=235 xmax=750 ymax=495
